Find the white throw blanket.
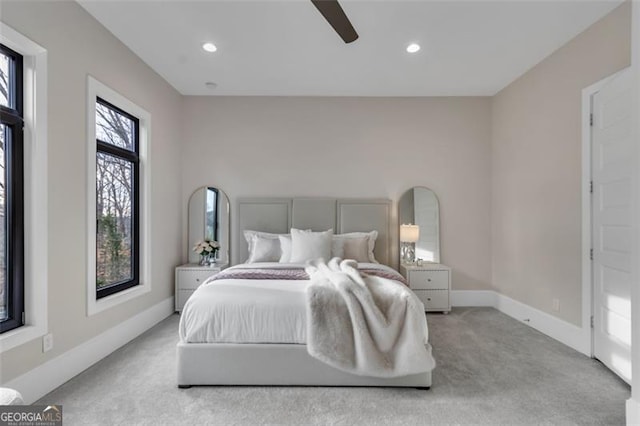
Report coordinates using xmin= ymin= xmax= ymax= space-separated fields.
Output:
xmin=305 ymin=258 xmax=436 ymax=377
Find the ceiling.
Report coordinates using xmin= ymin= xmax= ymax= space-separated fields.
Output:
xmin=77 ymin=0 xmax=623 ymax=97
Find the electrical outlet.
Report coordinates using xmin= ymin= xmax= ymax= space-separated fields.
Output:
xmin=552 ymin=298 xmax=560 ymax=312
xmin=43 ymin=333 xmax=53 ymax=353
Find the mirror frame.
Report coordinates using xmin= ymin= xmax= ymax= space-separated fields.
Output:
xmin=188 ymin=186 xmax=230 ymax=264
xmin=398 ymin=186 xmax=441 ymax=264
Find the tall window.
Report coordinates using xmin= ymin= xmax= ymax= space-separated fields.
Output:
xmin=95 ymin=98 xmax=139 ymax=299
xmin=0 ymin=44 xmax=24 ymax=333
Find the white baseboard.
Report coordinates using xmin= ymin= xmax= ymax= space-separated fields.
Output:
xmin=452 ymin=290 xmax=590 ymax=356
xmin=627 ymin=398 xmax=640 ymax=425
xmin=494 ymin=292 xmax=590 ymax=355
xmin=4 ymin=297 xmax=174 ymax=404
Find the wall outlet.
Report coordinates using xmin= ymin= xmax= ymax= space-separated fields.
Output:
xmin=42 ymin=333 xmax=53 ymax=353
xmin=552 ymin=298 xmax=560 ymax=312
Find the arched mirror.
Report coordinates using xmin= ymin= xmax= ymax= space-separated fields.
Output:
xmin=188 ymin=187 xmax=230 ymax=264
xmin=398 ymin=187 xmax=440 ymax=264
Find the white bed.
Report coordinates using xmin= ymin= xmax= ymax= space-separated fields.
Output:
xmin=176 ymin=197 xmax=434 ymax=389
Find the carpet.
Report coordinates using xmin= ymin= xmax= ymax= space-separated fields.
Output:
xmin=37 ymin=307 xmax=630 ymax=425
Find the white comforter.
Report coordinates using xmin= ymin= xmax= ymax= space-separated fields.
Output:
xmin=178 ymin=262 xmax=428 ymax=345
xmin=179 ymin=265 xmax=307 ymax=344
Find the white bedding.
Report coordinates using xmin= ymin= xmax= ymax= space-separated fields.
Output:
xmin=178 ymin=262 xmax=425 ymax=345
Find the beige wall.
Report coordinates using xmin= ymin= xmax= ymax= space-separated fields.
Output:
xmin=491 ymin=2 xmax=631 ymax=325
xmin=0 ymin=1 xmax=183 ymax=382
xmin=181 ymin=97 xmax=493 ymax=290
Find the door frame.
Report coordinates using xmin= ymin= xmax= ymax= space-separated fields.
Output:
xmin=581 ymin=68 xmax=630 ymax=358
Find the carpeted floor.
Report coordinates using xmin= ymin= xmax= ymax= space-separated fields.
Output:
xmin=37 ymin=307 xmax=630 ymax=425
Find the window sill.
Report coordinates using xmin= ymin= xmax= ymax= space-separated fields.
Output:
xmin=0 ymin=323 xmax=46 ymax=353
xmin=87 ymin=281 xmax=150 ymax=317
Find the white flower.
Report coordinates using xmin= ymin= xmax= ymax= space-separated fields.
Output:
xmin=193 ymin=239 xmax=219 ymax=256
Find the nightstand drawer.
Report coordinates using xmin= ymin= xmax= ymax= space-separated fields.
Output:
xmin=414 ymin=290 xmax=449 ymax=311
xmin=177 ymin=289 xmax=196 ymax=311
xmin=409 ymin=270 xmax=449 ymax=290
xmin=177 ymin=269 xmax=220 ymax=290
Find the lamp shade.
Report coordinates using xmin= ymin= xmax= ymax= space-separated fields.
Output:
xmin=400 ymin=224 xmax=420 ymax=243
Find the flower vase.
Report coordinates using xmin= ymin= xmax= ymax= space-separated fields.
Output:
xmin=200 ymin=253 xmax=212 ymax=266
xmin=199 ymin=251 xmax=218 ymax=266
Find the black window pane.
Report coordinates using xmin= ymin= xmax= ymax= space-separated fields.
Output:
xmin=0 ymin=125 xmax=5 ymax=321
xmin=96 ymin=152 xmax=133 ymax=288
xmin=96 ymin=101 xmax=135 ymax=151
xmin=0 ymin=53 xmax=9 ymax=108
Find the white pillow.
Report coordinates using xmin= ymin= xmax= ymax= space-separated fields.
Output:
xmin=278 ymin=230 xmax=320 ymax=263
xmin=278 ymin=235 xmax=292 ymax=263
xmin=282 ymin=234 xmax=344 ymax=261
xmin=333 ymin=231 xmax=378 ymax=263
xmin=331 ymin=238 xmax=345 ymax=258
xmin=289 ymin=229 xmax=333 ymax=263
xmin=243 ymin=230 xmax=286 ymax=263
xmin=248 ymin=235 xmax=282 ymax=263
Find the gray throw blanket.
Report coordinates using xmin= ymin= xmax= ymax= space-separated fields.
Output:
xmin=305 ymin=258 xmax=436 ymax=377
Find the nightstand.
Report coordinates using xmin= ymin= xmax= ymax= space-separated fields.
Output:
xmin=175 ymin=263 xmax=227 ymax=312
xmin=400 ymin=263 xmax=451 ymax=313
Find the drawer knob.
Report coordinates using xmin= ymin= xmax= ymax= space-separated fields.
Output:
xmin=427 ymin=278 xmax=431 ymax=282
xmin=196 ymin=278 xmax=200 ymax=282
xmin=427 ymin=298 xmax=432 ymax=301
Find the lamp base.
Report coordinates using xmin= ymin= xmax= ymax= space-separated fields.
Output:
xmin=401 ymin=243 xmax=415 ymax=264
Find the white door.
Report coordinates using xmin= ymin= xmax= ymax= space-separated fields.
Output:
xmin=592 ymin=68 xmax=633 ymax=384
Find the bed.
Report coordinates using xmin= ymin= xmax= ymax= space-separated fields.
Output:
xmin=176 ymin=197 xmax=434 ymax=388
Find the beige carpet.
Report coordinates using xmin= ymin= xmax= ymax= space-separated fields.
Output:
xmin=37 ymin=307 xmax=630 ymax=425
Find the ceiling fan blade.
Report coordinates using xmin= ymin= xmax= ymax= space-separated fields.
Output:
xmin=311 ymin=0 xmax=359 ymax=44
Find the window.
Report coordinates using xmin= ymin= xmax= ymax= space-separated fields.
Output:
xmin=95 ymin=98 xmax=140 ymax=299
xmin=0 ymin=24 xmax=47 ymax=352
xmin=87 ymin=77 xmax=149 ymax=315
xmin=0 ymin=44 xmax=24 ymax=334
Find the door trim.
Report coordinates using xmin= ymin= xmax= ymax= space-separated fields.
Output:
xmin=581 ymin=68 xmax=630 ymax=358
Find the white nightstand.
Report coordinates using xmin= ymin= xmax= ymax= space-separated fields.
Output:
xmin=400 ymin=263 xmax=451 ymax=313
xmin=175 ymin=263 xmax=227 ymax=312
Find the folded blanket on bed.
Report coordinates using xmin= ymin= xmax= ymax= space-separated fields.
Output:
xmin=305 ymin=258 xmax=435 ymax=378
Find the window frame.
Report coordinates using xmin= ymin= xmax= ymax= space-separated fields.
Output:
xmin=0 ymin=43 xmax=25 ymax=334
xmin=0 ymin=22 xmax=48 ymax=353
xmin=95 ymin=97 xmax=140 ymax=299
xmin=87 ymin=76 xmax=150 ymax=316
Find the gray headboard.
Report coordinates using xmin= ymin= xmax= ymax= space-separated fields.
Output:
xmin=233 ymin=197 xmax=392 ymax=266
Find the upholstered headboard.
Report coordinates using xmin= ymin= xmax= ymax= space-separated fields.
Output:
xmin=233 ymin=197 xmax=392 ymax=266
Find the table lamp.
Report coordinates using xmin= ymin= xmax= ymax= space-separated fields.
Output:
xmin=400 ymin=224 xmax=420 ymax=264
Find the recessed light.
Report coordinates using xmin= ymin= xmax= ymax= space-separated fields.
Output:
xmin=205 ymin=82 xmax=218 ymax=90
xmin=202 ymin=42 xmax=217 ymax=53
xmin=406 ymin=43 xmax=420 ymax=53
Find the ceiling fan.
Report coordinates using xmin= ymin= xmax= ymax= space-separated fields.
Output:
xmin=311 ymin=0 xmax=359 ymax=44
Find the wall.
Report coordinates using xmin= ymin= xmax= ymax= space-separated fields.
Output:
xmin=628 ymin=1 xmax=640 ymax=422
xmin=0 ymin=1 xmax=183 ymax=383
xmin=491 ymin=2 xmax=631 ymax=325
xmin=181 ymin=97 xmax=492 ymax=290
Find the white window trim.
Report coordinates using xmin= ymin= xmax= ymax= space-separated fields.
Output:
xmin=86 ymin=76 xmax=151 ymax=316
xmin=0 ymin=23 xmax=48 ymax=353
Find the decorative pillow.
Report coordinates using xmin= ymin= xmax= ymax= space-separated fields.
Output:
xmin=333 ymin=231 xmax=378 ymax=263
xmin=282 ymin=234 xmax=343 ymax=261
xmin=244 ymin=230 xmax=281 ymax=246
xmin=289 ymin=228 xmax=333 ymax=263
xmin=243 ymin=230 xmax=286 ymax=263
xmin=331 ymin=238 xmax=345 ymax=259
xmin=278 ymin=235 xmax=292 ymax=263
xmin=247 ymin=235 xmax=282 ymax=263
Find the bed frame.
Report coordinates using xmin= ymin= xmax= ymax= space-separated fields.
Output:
xmin=177 ymin=197 xmax=432 ymax=389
